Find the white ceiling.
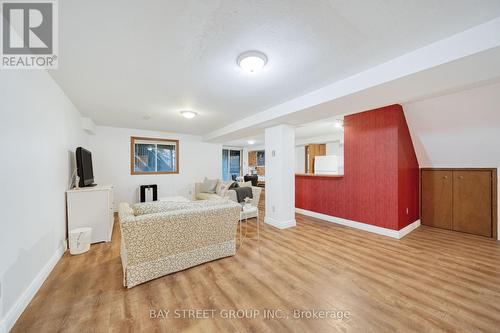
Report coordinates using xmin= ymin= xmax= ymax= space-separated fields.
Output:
xmin=50 ymin=0 xmax=500 ymax=135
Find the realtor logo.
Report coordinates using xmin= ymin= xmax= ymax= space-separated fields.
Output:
xmin=1 ymin=0 xmax=58 ymax=69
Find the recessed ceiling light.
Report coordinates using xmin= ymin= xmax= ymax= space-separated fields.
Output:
xmin=237 ymin=51 xmax=267 ymax=73
xmin=247 ymin=140 xmax=256 ymax=145
xmin=180 ymin=110 xmax=197 ymax=119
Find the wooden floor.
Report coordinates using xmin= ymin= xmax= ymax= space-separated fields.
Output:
xmin=13 ymin=194 xmax=500 ymax=332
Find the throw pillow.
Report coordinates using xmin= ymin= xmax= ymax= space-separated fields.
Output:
xmin=218 ymin=181 xmax=232 ymax=198
xmin=215 ymin=181 xmax=223 ymax=196
xmin=228 ymin=181 xmax=239 ymax=190
xmin=237 ymin=181 xmax=252 ymax=188
xmin=201 ymin=178 xmax=218 ymax=193
xmin=216 ymin=180 xmax=236 ymax=196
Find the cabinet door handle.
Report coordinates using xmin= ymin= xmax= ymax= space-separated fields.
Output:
xmin=443 ymin=176 xmax=448 ymax=179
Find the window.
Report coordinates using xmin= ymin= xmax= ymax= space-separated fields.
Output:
xmin=131 ymin=137 xmax=179 ymax=174
xmin=222 ymin=149 xmax=241 ymax=181
xmin=256 ymin=150 xmax=265 ymax=166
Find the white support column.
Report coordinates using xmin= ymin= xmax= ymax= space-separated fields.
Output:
xmin=242 ymin=147 xmax=249 ymax=176
xmin=264 ymin=124 xmax=296 ymax=229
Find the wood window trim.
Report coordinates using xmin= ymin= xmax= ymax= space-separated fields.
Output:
xmin=130 ymin=136 xmax=179 ymax=175
xmin=420 ymin=167 xmax=497 ymax=239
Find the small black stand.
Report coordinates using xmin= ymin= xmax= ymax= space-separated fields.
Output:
xmin=140 ymin=184 xmax=158 ymax=202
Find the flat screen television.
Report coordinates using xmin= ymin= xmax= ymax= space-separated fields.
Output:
xmin=76 ymin=147 xmax=96 ymax=187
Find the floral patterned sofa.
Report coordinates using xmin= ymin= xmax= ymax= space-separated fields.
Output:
xmin=118 ymin=199 xmax=241 ymax=288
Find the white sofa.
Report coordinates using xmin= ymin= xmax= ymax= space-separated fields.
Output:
xmin=194 ymin=181 xmax=261 ymax=218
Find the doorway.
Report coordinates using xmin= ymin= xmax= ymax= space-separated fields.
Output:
xmin=222 ymin=149 xmax=242 ymax=181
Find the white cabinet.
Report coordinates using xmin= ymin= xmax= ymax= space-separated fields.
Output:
xmin=66 ymin=185 xmax=114 ymax=243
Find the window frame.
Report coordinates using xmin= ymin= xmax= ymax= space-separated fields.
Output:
xmin=130 ymin=136 xmax=179 ymax=175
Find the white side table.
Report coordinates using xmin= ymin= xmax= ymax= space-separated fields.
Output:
xmin=239 ymin=205 xmax=259 ymax=247
xmin=67 ymin=185 xmax=114 ymax=243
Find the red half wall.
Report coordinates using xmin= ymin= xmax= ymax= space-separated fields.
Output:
xmin=397 ymin=110 xmax=420 ymax=229
xmin=295 ymin=104 xmax=419 ymax=231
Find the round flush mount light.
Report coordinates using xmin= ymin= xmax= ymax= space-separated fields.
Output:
xmin=247 ymin=140 xmax=256 ymax=145
xmin=180 ymin=110 xmax=197 ymax=119
xmin=237 ymin=51 xmax=267 ymax=73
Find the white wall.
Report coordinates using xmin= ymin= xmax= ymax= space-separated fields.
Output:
xmin=265 ymin=125 xmax=296 ymax=228
xmin=89 ymin=126 xmax=221 ymax=207
xmin=404 ymin=81 xmax=500 ymax=239
xmin=326 ymin=141 xmax=344 ymax=174
xmin=0 ymin=70 xmax=89 ymax=331
xmin=295 ymin=145 xmax=305 ymax=173
xmin=326 ymin=141 xmax=340 ymax=156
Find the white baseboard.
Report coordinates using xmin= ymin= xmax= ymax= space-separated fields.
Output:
xmin=398 ymin=219 xmax=421 ymax=238
xmin=0 ymin=244 xmax=66 ymax=333
xmin=295 ymin=208 xmax=420 ymax=239
xmin=264 ymin=216 xmax=296 ymax=229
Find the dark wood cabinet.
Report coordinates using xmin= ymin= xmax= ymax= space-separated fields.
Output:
xmin=452 ymin=171 xmax=492 ymax=237
xmin=421 ymin=168 xmax=497 ymax=238
xmin=421 ymin=170 xmax=453 ymax=230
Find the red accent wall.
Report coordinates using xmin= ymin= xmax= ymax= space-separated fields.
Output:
xmin=295 ymin=104 xmax=419 ymax=230
xmin=397 ymin=111 xmax=420 ymax=229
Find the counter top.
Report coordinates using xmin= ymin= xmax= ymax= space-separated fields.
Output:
xmin=67 ymin=184 xmax=114 ymax=192
xmin=295 ymin=173 xmax=344 ymax=178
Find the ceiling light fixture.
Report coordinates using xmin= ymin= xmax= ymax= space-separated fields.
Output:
xmin=237 ymin=51 xmax=267 ymax=73
xmin=334 ymin=119 xmax=344 ymax=129
xmin=247 ymin=140 xmax=256 ymax=145
xmin=180 ymin=110 xmax=197 ymax=119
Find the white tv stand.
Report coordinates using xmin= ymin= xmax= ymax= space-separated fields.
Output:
xmin=66 ymin=185 xmax=115 ymax=243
